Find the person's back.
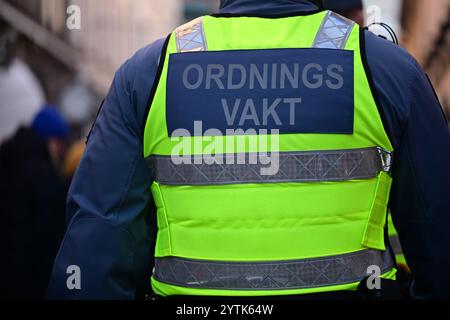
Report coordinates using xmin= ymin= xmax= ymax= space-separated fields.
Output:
xmin=47 ymin=0 xmax=450 ymax=300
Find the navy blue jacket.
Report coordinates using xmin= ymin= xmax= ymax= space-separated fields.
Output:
xmin=47 ymin=0 xmax=450 ymax=299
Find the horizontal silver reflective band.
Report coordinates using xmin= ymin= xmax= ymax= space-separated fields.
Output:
xmin=146 ymin=148 xmax=392 ymax=186
xmin=153 ymin=249 xmax=394 ymax=290
xmin=312 ymin=11 xmax=355 ymax=49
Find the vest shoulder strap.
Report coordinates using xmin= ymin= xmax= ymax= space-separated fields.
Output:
xmin=175 ymin=17 xmax=207 ymax=53
xmin=312 ymin=11 xmax=355 ymax=49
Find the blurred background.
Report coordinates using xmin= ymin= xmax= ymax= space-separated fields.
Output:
xmin=0 ymin=0 xmax=448 ymax=299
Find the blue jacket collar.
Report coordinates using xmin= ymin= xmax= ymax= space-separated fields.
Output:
xmin=219 ymin=0 xmax=321 ymax=16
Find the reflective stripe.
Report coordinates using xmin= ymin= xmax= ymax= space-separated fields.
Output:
xmin=312 ymin=11 xmax=355 ymax=49
xmin=389 ymin=235 xmax=404 ymax=256
xmin=153 ymin=249 xmax=394 ymax=290
xmin=361 ymin=172 xmax=392 ymax=250
xmin=146 ymin=148 xmax=392 ymax=186
xmin=175 ymin=17 xmax=207 ymax=53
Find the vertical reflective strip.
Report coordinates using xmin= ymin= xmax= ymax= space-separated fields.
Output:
xmin=312 ymin=11 xmax=355 ymax=49
xmin=175 ymin=17 xmax=208 ymax=53
xmin=362 ymin=172 xmax=392 ymax=251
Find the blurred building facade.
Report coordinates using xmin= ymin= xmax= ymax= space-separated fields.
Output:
xmin=402 ymin=0 xmax=450 ymax=119
xmin=1 ymin=0 xmax=75 ymax=104
xmin=0 ymin=0 xmax=221 ymax=124
xmin=66 ymin=0 xmax=218 ymax=94
xmin=0 ymin=0 xmax=184 ymax=98
xmin=0 ymin=0 xmax=220 ymax=97
xmin=68 ymin=0 xmax=183 ymax=95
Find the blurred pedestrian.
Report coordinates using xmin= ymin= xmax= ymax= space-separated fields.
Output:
xmin=0 ymin=106 xmax=69 ymax=299
xmin=62 ymin=140 xmax=86 ymax=181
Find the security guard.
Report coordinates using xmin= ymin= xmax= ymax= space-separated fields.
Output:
xmin=47 ymin=0 xmax=450 ymax=300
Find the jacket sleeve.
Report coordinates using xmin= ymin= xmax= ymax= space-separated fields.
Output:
xmin=46 ymin=39 xmax=165 ymax=300
xmin=390 ymin=60 xmax=450 ymax=299
xmin=365 ymin=31 xmax=450 ymax=299
xmin=363 ymin=30 xmax=450 ymax=298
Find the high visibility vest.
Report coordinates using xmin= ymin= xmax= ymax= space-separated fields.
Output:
xmin=143 ymin=10 xmax=397 ymax=297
